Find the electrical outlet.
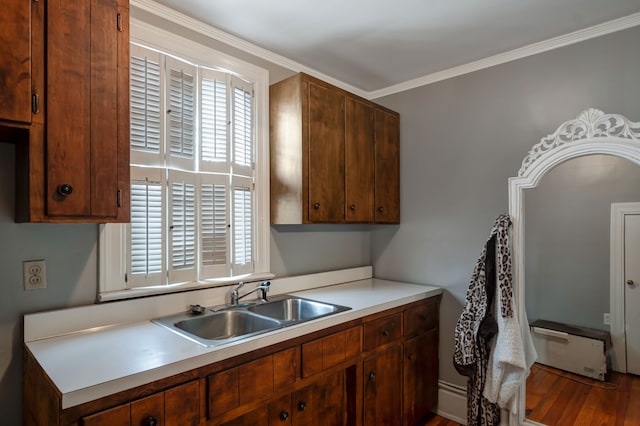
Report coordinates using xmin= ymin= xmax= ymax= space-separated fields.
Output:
xmin=603 ymin=313 xmax=610 ymax=325
xmin=23 ymin=259 xmax=47 ymax=290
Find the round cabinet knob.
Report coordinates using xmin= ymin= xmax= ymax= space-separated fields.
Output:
xmin=279 ymin=411 xmax=289 ymax=421
xmin=377 ymin=206 xmax=384 ymax=213
xmin=349 ymin=204 xmax=356 ymax=211
xmin=627 ymin=279 xmax=635 ymax=286
xmin=146 ymin=417 xmax=158 ymax=426
xmin=382 ymin=329 xmax=390 ymax=336
xmin=408 ymin=353 xmax=415 ymax=361
xmin=313 ymin=202 xmax=320 ymax=210
xmin=57 ymin=183 xmax=73 ymax=197
xmin=369 ymin=371 xmax=376 ymax=381
xmin=298 ymin=401 xmax=307 ymax=411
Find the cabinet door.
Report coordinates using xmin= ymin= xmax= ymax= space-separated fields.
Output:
xmin=165 ymin=380 xmax=201 ymax=426
xmin=363 ymin=344 xmax=402 ymax=426
xmin=307 ymin=82 xmax=345 ymax=223
xmin=46 ymin=0 xmax=128 ymax=219
xmin=292 ymin=370 xmax=346 ymax=426
xmin=345 ymin=97 xmax=375 ymax=223
xmin=0 ymin=0 xmax=31 ymax=124
xmin=374 ymin=108 xmax=400 ymax=223
xmin=404 ymin=329 xmax=438 ymax=425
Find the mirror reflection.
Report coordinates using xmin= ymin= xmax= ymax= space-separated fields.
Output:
xmin=523 ymin=154 xmax=640 ymax=424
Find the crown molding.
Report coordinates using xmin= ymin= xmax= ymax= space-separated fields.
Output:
xmin=130 ymin=0 xmax=368 ymax=98
xmin=368 ymin=12 xmax=640 ymax=99
xmin=131 ymin=0 xmax=640 ymax=101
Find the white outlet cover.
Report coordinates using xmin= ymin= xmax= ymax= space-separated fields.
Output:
xmin=23 ymin=259 xmax=47 ymax=290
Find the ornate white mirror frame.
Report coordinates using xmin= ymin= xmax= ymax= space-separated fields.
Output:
xmin=508 ymin=108 xmax=640 ymax=426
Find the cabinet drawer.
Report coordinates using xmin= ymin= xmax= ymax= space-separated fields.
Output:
xmin=302 ymin=326 xmax=361 ymax=377
xmin=404 ymin=300 xmax=438 ymax=337
xmin=363 ymin=313 xmax=402 ymax=352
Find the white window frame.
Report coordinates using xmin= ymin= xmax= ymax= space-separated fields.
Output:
xmin=99 ymin=18 xmax=271 ymax=301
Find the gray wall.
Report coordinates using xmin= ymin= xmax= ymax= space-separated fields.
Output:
xmin=0 ymin=8 xmax=368 ymax=424
xmin=3 ymin=9 xmax=640 ymax=424
xmin=525 ymin=155 xmax=640 ymax=331
xmin=371 ymin=25 xmax=640 ymax=387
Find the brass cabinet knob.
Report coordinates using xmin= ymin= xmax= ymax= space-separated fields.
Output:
xmin=627 ymin=279 xmax=635 ymax=286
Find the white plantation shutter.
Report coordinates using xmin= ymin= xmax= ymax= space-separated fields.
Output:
xmin=130 ymin=44 xmax=163 ymax=166
xmin=166 ymin=57 xmax=196 ymax=171
xmin=200 ymin=68 xmax=229 ymax=173
xmin=100 ymin=39 xmax=268 ymax=301
xmin=199 ymin=174 xmax=229 ymax=278
xmin=168 ymin=170 xmax=197 ymax=284
xmin=129 ymin=167 xmax=165 ymax=288
xmin=232 ymin=176 xmax=254 ymax=275
xmin=231 ymin=77 xmax=254 ymax=177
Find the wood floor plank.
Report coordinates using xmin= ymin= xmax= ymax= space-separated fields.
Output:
xmin=526 ymin=363 xmax=640 ymax=426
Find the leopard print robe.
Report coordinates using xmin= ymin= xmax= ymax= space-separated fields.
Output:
xmin=453 ymin=213 xmax=512 ymax=426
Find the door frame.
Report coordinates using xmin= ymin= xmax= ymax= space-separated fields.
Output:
xmin=610 ymin=202 xmax=640 ymax=373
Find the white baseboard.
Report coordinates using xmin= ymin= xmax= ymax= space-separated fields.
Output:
xmin=436 ymin=380 xmax=467 ymax=425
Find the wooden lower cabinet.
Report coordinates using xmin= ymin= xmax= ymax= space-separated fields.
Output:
xmin=363 ymin=345 xmax=403 ymax=426
xmin=25 ymin=296 xmax=441 ymax=426
xmin=404 ymin=329 xmax=439 ymax=425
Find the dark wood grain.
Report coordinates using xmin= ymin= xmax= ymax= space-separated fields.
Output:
xmin=363 ymin=344 xmax=403 ymax=426
xmin=81 ymin=403 xmax=130 ymax=426
xmin=345 ymin=96 xmax=375 ymax=223
xmin=130 ymin=392 xmax=164 ymax=426
xmin=0 ymin=0 xmax=31 ymax=125
xmin=374 ymin=107 xmax=400 ymax=223
xmin=405 ymin=329 xmax=439 ymax=425
xmin=164 ymin=380 xmax=200 ymax=426
xmin=307 ymin=81 xmax=345 ymax=223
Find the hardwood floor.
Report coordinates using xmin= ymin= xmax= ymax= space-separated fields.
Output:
xmin=422 ymin=412 xmax=462 ymax=425
xmin=422 ymin=363 xmax=640 ymax=426
xmin=526 ymin=363 xmax=640 ymax=425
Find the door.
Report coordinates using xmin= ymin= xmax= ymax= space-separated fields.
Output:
xmin=363 ymin=345 xmax=402 ymax=426
xmin=404 ymin=329 xmax=438 ymax=425
xmin=625 ymin=213 xmax=640 ymax=374
xmin=374 ymin=108 xmax=400 ymax=223
xmin=345 ymin=97 xmax=374 ymax=223
xmin=307 ymin=81 xmax=345 ymax=223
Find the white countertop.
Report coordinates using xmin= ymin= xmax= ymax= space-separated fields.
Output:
xmin=26 ymin=277 xmax=441 ymax=409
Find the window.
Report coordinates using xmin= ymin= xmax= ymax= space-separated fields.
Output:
xmin=99 ymin=20 xmax=270 ymax=301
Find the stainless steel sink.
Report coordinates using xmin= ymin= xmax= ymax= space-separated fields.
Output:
xmin=175 ymin=310 xmax=282 ymax=340
xmin=152 ymin=295 xmax=350 ymax=347
xmin=247 ymin=297 xmax=350 ymax=322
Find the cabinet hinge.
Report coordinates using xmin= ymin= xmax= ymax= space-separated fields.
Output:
xmin=117 ymin=13 xmax=123 ymax=32
xmin=117 ymin=189 xmax=122 ymax=208
xmin=31 ymin=93 xmax=39 ymax=114
xmin=124 ymin=273 xmax=128 ymax=283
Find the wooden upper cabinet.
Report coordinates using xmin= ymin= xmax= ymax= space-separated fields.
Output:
xmin=15 ymin=0 xmax=130 ymax=222
xmin=0 ymin=0 xmax=31 ymax=125
xmin=374 ymin=108 xmax=400 ymax=223
xmin=270 ymin=72 xmax=399 ymax=224
xmin=307 ymin=81 xmax=345 ymax=223
xmin=345 ymin=97 xmax=375 ymax=223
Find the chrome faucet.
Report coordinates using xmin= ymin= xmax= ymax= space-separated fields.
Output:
xmin=230 ymin=281 xmax=270 ymax=305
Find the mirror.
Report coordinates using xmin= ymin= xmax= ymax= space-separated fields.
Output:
xmin=508 ymin=109 xmax=640 ymax=425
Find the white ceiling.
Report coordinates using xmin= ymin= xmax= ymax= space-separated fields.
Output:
xmin=151 ymin=0 xmax=640 ymax=94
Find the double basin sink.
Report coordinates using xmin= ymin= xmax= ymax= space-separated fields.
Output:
xmin=153 ymin=296 xmax=351 ymax=347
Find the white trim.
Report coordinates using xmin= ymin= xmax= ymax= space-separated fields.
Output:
xmin=436 ymin=380 xmax=467 ymax=425
xmin=360 ymin=12 xmax=640 ymax=99
xmin=131 ymin=1 xmax=640 ymax=100
xmin=610 ymin=202 xmax=640 ymax=372
xmin=509 ymin=109 xmax=640 ymax=426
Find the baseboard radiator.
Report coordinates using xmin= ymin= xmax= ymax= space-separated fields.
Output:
xmin=530 ymin=319 xmax=610 ymax=381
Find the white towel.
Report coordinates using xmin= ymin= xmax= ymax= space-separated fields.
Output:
xmin=483 ymin=282 xmax=537 ymax=409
